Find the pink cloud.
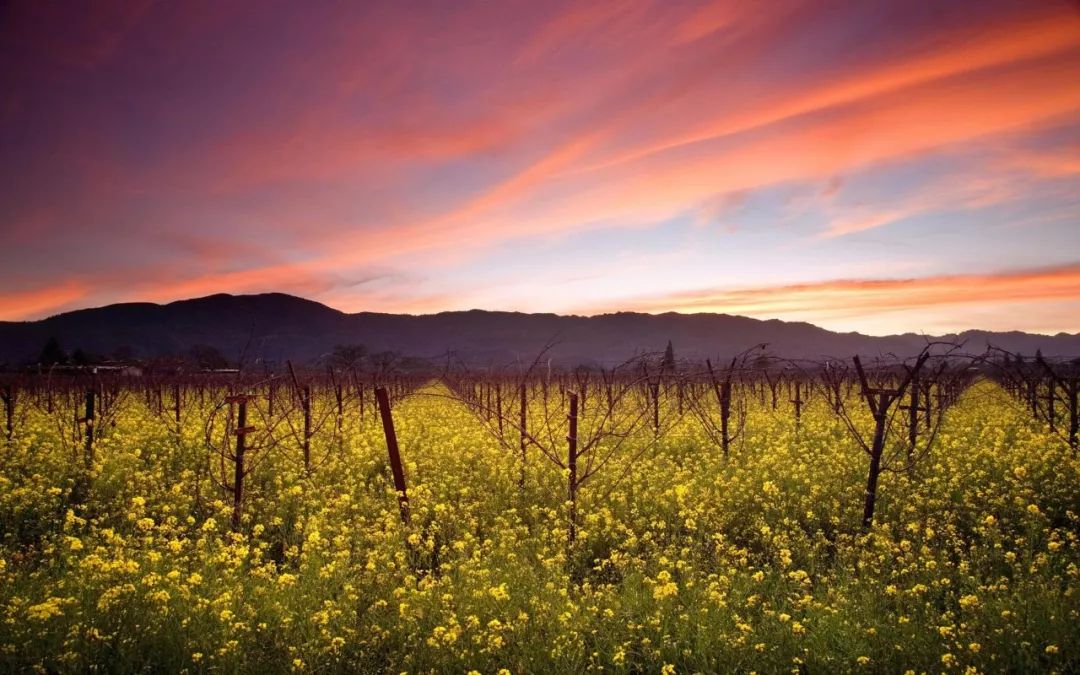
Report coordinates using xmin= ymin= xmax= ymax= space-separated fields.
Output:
xmin=0 ymin=282 xmax=90 ymax=321
xmin=578 ymin=264 xmax=1080 ymax=333
xmin=2 ymin=0 xmax=1079 ymax=333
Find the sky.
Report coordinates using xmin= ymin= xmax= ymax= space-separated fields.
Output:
xmin=1 ymin=0 xmax=1079 ymax=335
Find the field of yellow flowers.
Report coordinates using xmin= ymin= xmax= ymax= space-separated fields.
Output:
xmin=1 ymin=380 xmax=1077 ymax=673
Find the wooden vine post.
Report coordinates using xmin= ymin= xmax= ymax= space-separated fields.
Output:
xmin=286 ymin=362 xmax=314 ymax=474
xmin=649 ymin=377 xmax=660 ymax=434
xmin=301 ymin=385 xmax=312 ymax=473
xmin=1046 ymin=378 xmax=1057 ymax=432
xmin=706 ymin=359 xmax=735 ymax=456
xmin=922 ymin=380 xmax=933 ymax=431
xmin=2 ymin=384 xmax=14 ymax=441
xmin=1069 ymin=380 xmax=1079 ymax=453
xmin=375 ymin=387 xmax=410 ymax=525
xmin=519 ymin=382 xmax=527 ymax=491
xmin=228 ymin=394 xmax=255 ymax=531
xmin=496 ymin=384 xmax=503 ymax=435
xmin=82 ymin=389 xmax=95 ymax=468
xmin=567 ymin=392 xmax=579 ymax=547
xmin=335 ymin=383 xmax=344 ymax=434
xmin=791 ymin=380 xmax=803 ymax=426
xmin=900 ymin=375 xmax=928 ymax=468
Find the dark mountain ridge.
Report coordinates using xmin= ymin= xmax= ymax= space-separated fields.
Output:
xmin=2 ymin=293 xmax=1078 ymax=367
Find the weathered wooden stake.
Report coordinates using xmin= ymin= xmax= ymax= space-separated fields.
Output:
xmin=83 ymin=389 xmax=95 ymax=467
xmin=720 ymin=380 xmax=732 ymax=455
xmin=1046 ymin=378 xmax=1056 ymax=432
xmin=905 ymin=376 xmax=921 ymax=453
xmin=302 ymin=385 xmax=312 ymax=473
xmin=650 ymin=379 xmax=660 ymax=433
xmin=923 ymin=381 xmax=933 ymax=431
xmin=706 ymin=359 xmax=734 ymax=456
xmin=231 ymin=398 xmax=250 ymax=531
xmin=519 ymin=382 xmax=527 ymax=491
xmin=496 ymin=385 xmax=503 ymax=435
xmin=375 ymin=387 xmax=410 ymax=525
xmin=567 ymin=392 xmax=579 ymax=547
xmin=335 ymin=384 xmax=344 ymax=433
xmin=2 ymin=385 xmax=13 ymax=441
xmin=1068 ymin=380 xmax=1078 ymax=452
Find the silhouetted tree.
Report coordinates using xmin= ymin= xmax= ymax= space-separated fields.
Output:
xmin=327 ymin=344 xmax=367 ymax=370
xmin=38 ymin=337 xmax=67 ymax=366
xmin=661 ymin=340 xmax=676 ymax=374
xmin=189 ymin=344 xmax=229 ymax=370
xmin=370 ymin=350 xmax=400 ymax=374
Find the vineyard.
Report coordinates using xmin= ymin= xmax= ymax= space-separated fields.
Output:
xmin=0 ymin=347 xmax=1078 ymax=673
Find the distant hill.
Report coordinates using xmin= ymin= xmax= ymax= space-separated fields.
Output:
xmin=1 ymin=292 xmax=1078 ymax=367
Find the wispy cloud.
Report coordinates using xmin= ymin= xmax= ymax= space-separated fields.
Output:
xmin=0 ymin=282 xmax=89 ymax=321
xmin=578 ymin=264 xmax=1080 ymax=334
xmin=0 ymin=0 xmax=1078 ymax=332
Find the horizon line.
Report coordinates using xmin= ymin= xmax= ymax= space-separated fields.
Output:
xmin=9 ymin=289 xmax=1077 ymax=341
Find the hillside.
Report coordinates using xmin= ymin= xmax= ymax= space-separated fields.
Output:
xmin=2 ymin=293 xmax=1078 ymax=367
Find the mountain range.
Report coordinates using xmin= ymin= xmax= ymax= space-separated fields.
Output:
xmin=1 ymin=293 xmax=1078 ymax=368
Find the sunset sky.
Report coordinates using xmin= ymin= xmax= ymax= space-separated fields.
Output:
xmin=2 ymin=0 xmax=1079 ymax=335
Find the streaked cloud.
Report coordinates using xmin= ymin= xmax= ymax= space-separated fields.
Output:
xmin=0 ymin=282 xmax=89 ymax=321
xmin=578 ymin=264 xmax=1080 ymax=334
xmin=1 ymin=0 xmax=1078 ymax=334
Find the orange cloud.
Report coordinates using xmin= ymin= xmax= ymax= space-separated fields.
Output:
xmin=131 ymin=263 xmax=339 ymax=304
xmin=0 ymin=282 xmax=89 ymax=321
xmin=179 ymin=40 xmax=1080 ymax=297
xmin=4 ymin=0 xmax=1079 ymax=334
xmin=580 ymin=264 xmax=1080 ymax=328
xmin=306 ymin=12 xmax=1080 ymax=262
xmin=53 ymin=0 xmax=1080 ymax=262
xmin=672 ymin=0 xmax=742 ymax=45
xmin=514 ymin=1 xmax=649 ymax=64
xmin=586 ymin=7 xmax=1080 ymax=174
xmin=522 ymin=49 xmax=1080 ymax=241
